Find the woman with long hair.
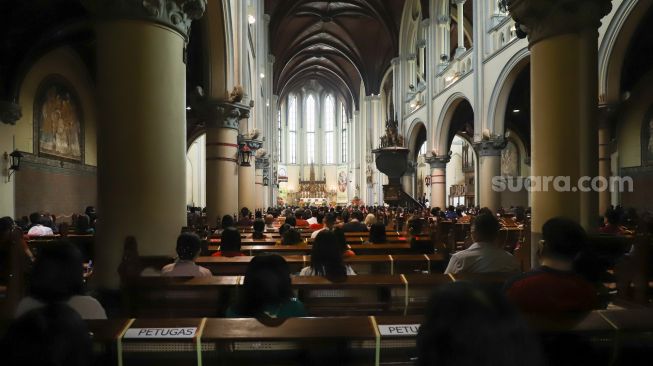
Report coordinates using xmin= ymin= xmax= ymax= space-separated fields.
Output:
xmin=226 ymin=255 xmax=305 ymax=318
xmin=299 ymin=231 xmax=356 ymax=280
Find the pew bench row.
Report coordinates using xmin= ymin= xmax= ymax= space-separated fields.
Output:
xmin=122 ymin=273 xmax=513 ymax=318
xmin=84 ymin=309 xmax=653 ymax=366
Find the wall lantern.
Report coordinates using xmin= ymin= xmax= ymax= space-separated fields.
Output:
xmin=5 ymin=150 xmax=23 ymax=182
xmin=263 ymin=176 xmax=269 ymax=186
xmin=239 ymin=144 xmax=252 ymax=166
xmin=424 ymin=175 xmax=431 ymax=187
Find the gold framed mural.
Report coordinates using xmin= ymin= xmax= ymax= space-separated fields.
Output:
xmin=34 ymin=76 xmax=84 ymax=163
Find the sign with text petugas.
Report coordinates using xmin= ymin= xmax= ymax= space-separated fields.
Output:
xmin=124 ymin=327 xmax=197 ymax=339
xmin=378 ymin=324 xmax=421 ymax=337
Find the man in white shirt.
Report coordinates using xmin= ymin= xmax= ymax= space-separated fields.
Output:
xmin=445 ymin=213 xmax=519 ymax=274
xmin=311 ymin=213 xmax=336 ymax=238
xmin=161 ymin=232 xmax=212 ymax=277
xmin=306 ymin=210 xmax=318 ymax=226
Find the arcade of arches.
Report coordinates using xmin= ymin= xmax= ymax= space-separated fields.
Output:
xmin=1 ymin=0 xmax=653 ymax=361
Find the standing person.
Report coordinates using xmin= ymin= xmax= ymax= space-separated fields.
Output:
xmin=226 ymin=255 xmax=306 ymax=318
xmin=161 ymin=233 xmax=212 ymax=277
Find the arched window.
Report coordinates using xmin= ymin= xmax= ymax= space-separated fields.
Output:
xmin=288 ymin=94 xmax=297 ymax=164
xmin=324 ymin=95 xmax=335 ymax=164
xmin=341 ymin=105 xmax=348 ymax=163
xmin=306 ymin=95 xmax=316 ymax=164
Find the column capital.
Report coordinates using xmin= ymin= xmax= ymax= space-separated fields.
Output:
xmin=82 ymin=0 xmax=207 ymax=39
xmin=202 ymin=100 xmax=251 ymax=130
xmin=507 ymin=0 xmax=612 ymax=46
xmin=238 ymin=136 xmax=263 ymax=151
xmin=416 ymin=39 xmax=427 ymax=48
xmin=255 ymin=156 xmax=270 ymax=169
xmin=391 ymin=57 xmax=401 ymax=66
xmin=426 ymin=154 xmax=451 ymax=169
xmin=474 ymin=138 xmax=507 ymax=157
xmin=453 ymin=0 xmax=467 ymax=5
xmin=436 ymin=15 xmax=450 ymax=25
xmin=0 ymin=100 xmax=22 ymax=125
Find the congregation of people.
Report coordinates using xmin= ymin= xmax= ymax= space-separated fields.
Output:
xmin=1 ymin=201 xmax=650 ymax=365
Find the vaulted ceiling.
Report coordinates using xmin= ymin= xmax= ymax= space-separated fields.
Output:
xmin=265 ymin=0 xmax=407 ymax=111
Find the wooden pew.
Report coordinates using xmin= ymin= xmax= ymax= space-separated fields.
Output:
xmin=207 ymin=242 xmax=434 ymax=256
xmin=195 ymin=254 xmax=445 ymax=276
xmin=83 ymin=309 xmax=653 ymax=366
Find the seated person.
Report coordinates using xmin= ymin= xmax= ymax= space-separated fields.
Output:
xmin=75 ymin=214 xmax=94 ymax=234
xmin=309 ymin=212 xmax=324 ymax=230
xmin=334 ymin=227 xmax=355 ymax=257
xmin=281 ymin=227 xmax=303 ymax=245
xmin=444 ymin=206 xmax=458 ymax=220
xmin=26 ymin=212 xmax=54 ymax=237
xmin=367 ymin=223 xmax=387 ymax=244
xmin=226 ymin=255 xmax=306 ymax=318
xmin=212 ymin=227 xmax=246 ymax=257
xmin=162 ymin=233 xmax=212 ymax=277
xmin=598 ymin=208 xmax=625 ymax=235
xmin=213 ymin=214 xmax=234 ymax=235
xmin=295 ymin=210 xmax=309 ymax=227
xmin=416 ymin=282 xmax=543 ymax=366
xmin=15 ymin=242 xmax=106 ymax=319
xmin=444 ymin=214 xmax=519 ymax=274
xmin=299 ymin=231 xmax=356 ymax=279
xmin=364 ymin=213 xmax=377 ymax=228
xmin=264 ymin=214 xmax=276 ymax=232
xmin=342 ymin=210 xmax=368 ymax=232
xmin=504 ymin=217 xmax=598 ymax=315
xmin=237 ymin=207 xmax=253 ymax=227
xmin=284 ymin=215 xmax=297 ymax=228
xmin=250 ymin=219 xmax=268 ymax=240
xmin=311 ymin=212 xmax=335 ymax=238
xmin=306 ymin=210 xmax=318 ymax=226
xmin=2 ymin=303 xmax=93 ymax=366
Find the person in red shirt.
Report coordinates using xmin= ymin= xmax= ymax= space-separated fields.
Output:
xmin=212 ymin=227 xmax=246 ymax=257
xmin=309 ymin=212 xmax=324 ymax=231
xmin=598 ymin=209 xmax=625 ymax=235
xmin=505 ymin=217 xmax=598 ymax=315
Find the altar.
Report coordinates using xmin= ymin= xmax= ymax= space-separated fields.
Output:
xmin=287 ymin=164 xmax=336 ymax=206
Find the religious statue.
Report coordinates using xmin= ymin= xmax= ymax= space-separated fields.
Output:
xmin=379 ymin=119 xmax=405 ymax=148
xmin=228 ymin=85 xmax=244 ymax=103
xmin=366 ymin=165 xmax=374 ymax=186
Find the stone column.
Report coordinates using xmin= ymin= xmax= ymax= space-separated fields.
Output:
xmin=198 ymin=99 xmax=250 ymax=227
xmin=508 ymin=0 xmax=612 ymax=263
xmin=426 ymin=155 xmax=450 ymax=209
xmin=437 ymin=14 xmax=451 ymax=71
xmin=238 ymin=136 xmax=262 ymax=212
xmin=454 ymin=0 xmax=467 ymax=59
xmin=598 ymin=104 xmax=615 ymax=216
xmin=84 ymin=0 xmax=206 ymax=288
xmin=475 ymin=138 xmax=505 ymax=212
